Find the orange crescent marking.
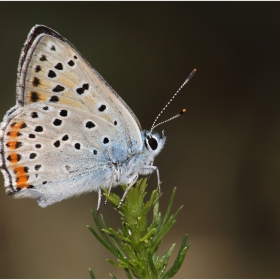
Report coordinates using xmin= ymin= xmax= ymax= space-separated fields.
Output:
xmin=9 ymin=131 xmax=20 ymax=138
xmin=11 ymin=122 xmax=24 ymax=129
xmin=7 ymin=141 xmax=18 ymax=150
xmin=14 ymin=166 xmax=29 ymax=188
xmin=8 ymin=121 xmax=25 ymax=138
xmin=8 ymin=153 xmax=19 ymax=164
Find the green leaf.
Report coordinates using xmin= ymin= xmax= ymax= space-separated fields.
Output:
xmin=162 ymin=234 xmax=190 ymax=279
xmin=158 ymin=264 xmax=167 ymax=278
xmin=147 ymin=250 xmax=158 ymax=278
xmin=124 ymin=268 xmax=133 ymax=279
xmin=162 ymin=187 xmax=177 ymax=226
xmin=89 ymin=268 xmax=95 ymax=279
xmin=90 ymin=211 xmax=117 ymax=253
xmin=139 ymin=228 xmax=156 ymax=243
xmin=103 ymin=228 xmax=131 ymax=243
xmin=107 ymin=258 xmax=127 ymax=268
xmin=100 ymin=215 xmax=128 ymax=259
xmin=87 ymin=225 xmax=111 ymax=251
xmin=157 ymin=243 xmax=176 ymax=268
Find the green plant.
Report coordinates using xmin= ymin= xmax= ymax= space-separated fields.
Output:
xmin=87 ymin=178 xmax=190 ymax=278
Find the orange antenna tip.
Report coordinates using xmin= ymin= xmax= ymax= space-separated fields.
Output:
xmin=180 ymin=109 xmax=187 ymax=114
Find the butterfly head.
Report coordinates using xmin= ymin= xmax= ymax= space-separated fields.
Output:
xmin=142 ymin=130 xmax=166 ymax=156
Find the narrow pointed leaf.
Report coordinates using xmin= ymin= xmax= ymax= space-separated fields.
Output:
xmin=89 ymin=268 xmax=95 ymax=279
xmin=148 ymin=250 xmax=158 ymax=278
xmin=107 ymin=258 xmax=127 ymax=268
xmin=90 ymin=210 xmax=116 ymax=250
xmin=158 ymin=264 xmax=167 ymax=278
xmin=157 ymin=243 xmax=176 ymax=268
xmin=162 ymin=234 xmax=189 ymax=278
xmin=99 ymin=215 xmax=128 ymax=259
xmin=87 ymin=226 xmax=112 ymax=252
xmin=124 ymin=268 xmax=133 ymax=279
xmin=162 ymin=187 xmax=177 ymax=226
xmin=103 ymin=228 xmax=131 ymax=243
xmin=139 ymin=228 xmax=156 ymax=242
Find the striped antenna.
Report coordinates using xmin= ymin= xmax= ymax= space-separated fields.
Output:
xmin=150 ymin=69 xmax=196 ymax=132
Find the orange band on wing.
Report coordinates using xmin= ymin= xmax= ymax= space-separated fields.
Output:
xmin=5 ymin=121 xmax=31 ymax=189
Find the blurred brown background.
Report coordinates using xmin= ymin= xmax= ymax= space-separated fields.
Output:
xmin=0 ymin=2 xmax=280 ymax=278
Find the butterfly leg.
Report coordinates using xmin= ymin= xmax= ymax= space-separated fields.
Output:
xmin=97 ymin=188 xmax=102 ymax=213
xmin=117 ymin=175 xmax=138 ymax=209
xmin=104 ymin=186 xmax=111 ymax=207
xmin=104 ymin=169 xmax=118 ymax=207
xmin=143 ymin=165 xmax=161 ymax=194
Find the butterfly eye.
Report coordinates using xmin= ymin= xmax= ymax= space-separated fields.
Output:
xmin=148 ymin=137 xmax=158 ymax=150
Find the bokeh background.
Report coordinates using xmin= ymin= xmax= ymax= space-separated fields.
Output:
xmin=0 ymin=2 xmax=280 ymax=278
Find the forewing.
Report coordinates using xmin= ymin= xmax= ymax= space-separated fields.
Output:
xmin=17 ymin=25 xmax=142 ymax=154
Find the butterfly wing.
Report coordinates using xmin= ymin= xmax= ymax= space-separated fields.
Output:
xmin=17 ymin=25 xmax=142 ymax=152
xmin=0 ymin=25 xmax=143 ymax=206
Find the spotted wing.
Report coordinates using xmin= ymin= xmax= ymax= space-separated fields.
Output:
xmin=17 ymin=25 xmax=142 ymax=154
xmin=0 ymin=101 xmax=130 ymax=206
xmin=0 ymin=25 xmax=143 ymax=206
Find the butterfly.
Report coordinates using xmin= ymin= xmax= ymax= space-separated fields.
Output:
xmin=0 ymin=25 xmax=195 ymax=211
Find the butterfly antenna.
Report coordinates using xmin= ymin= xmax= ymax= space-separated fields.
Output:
xmin=150 ymin=69 xmax=196 ymax=133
